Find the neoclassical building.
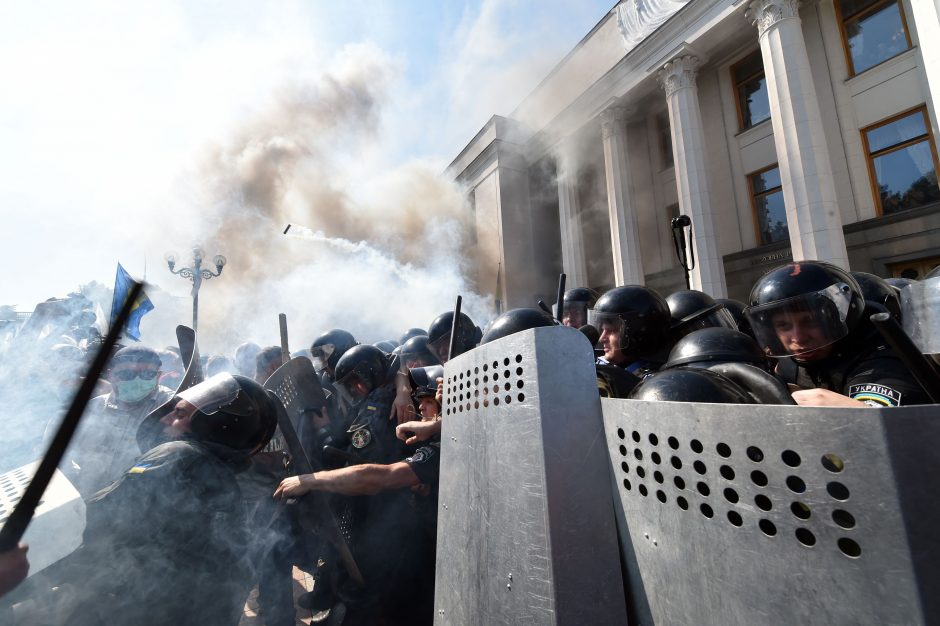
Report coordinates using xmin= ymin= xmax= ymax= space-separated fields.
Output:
xmin=448 ymin=0 xmax=940 ymax=308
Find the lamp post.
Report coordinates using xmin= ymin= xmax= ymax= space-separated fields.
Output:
xmin=164 ymin=247 xmax=226 ymax=332
xmin=671 ymin=215 xmax=694 ymax=290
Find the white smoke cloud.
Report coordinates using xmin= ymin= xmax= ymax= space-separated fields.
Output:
xmin=135 ymin=42 xmax=491 ymax=353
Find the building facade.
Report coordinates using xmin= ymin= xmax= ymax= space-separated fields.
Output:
xmin=448 ymin=0 xmax=940 ymax=308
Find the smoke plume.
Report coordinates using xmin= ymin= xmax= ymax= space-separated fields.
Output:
xmin=147 ymin=42 xmax=491 ymax=353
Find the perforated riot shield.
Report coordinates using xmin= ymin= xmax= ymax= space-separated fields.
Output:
xmin=601 ymin=398 xmax=940 ymax=625
xmin=435 ymin=326 xmax=627 ymax=625
xmin=0 ymin=462 xmax=84 ymax=577
xmin=263 ymin=356 xmax=327 ymax=440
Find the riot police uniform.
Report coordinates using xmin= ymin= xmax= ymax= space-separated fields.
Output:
xmin=328 ymin=346 xmax=427 ymax=625
xmin=746 ymin=261 xmax=931 ymax=407
xmin=13 ymin=373 xmax=278 ymax=626
xmin=775 ymin=325 xmax=932 ymax=406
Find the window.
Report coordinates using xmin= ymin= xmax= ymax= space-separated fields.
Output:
xmin=861 ymin=107 xmax=940 ymax=216
xmin=749 ymin=165 xmax=789 ymax=246
xmin=732 ymin=50 xmax=770 ymax=131
xmin=836 ymin=0 xmax=911 ymax=76
xmin=657 ymin=112 xmax=673 ymax=169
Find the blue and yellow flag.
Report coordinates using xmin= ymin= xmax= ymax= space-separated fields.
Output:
xmin=110 ymin=263 xmax=154 ymax=341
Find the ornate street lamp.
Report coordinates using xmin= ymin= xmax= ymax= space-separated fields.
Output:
xmin=164 ymin=246 xmax=226 ymax=331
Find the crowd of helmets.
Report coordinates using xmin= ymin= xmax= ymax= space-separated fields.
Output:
xmin=421 ymin=259 xmax=938 ymax=407
xmin=284 ymin=258 xmax=938 ymax=411
xmin=1 ymin=258 xmax=936 ymax=624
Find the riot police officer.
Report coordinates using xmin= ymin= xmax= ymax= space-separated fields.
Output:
xmin=587 ymin=285 xmax=673 ymax=378
xmin=851 ymin=271 xmax=902 ymax=321
xmin=665 ymin=290 xmax=738 ymax=340
xmin=14 ymin=373 xmax=278 ymax=625
xmin=399 ymin=335 xmax=442 ymax=369
xmin=479 ymin=307 xmax=557 ymax=344
xmin=558 ymin=287 xmax=600 ymax=328
xmin=745 ymin=260 xmax=931 ymax=407
xmin=316 ymin=344 xmax=429 ymax=624
xmin=311 ymin=329 xmax=359 ymax=380
xmin=426 ymin=311 xmax=482 ymax=363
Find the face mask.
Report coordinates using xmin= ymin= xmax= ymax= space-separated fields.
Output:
xmin=115 ymin=378 xmax=157 ymax=403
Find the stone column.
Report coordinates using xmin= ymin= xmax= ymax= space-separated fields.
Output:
xmin=747 ymin=0 xmax=849 ymax=269
xmin=908 ymin=0 xmax=940 ymax=142
xmin=600 ymin=106 xmax=645 ymax=286
xmin=556 ymin=142 xmax=589 ymax=288
xmin=658 ymin=56 xmax=728 ymax=297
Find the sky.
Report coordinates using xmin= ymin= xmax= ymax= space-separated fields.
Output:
xmin=0 ymin=0 xmax=614 ymax=349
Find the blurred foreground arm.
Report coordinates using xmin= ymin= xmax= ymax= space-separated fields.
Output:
xmin=0 ymin=544 xmax=28 ymax=598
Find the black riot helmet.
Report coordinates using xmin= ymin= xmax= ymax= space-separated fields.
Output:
xmin=427 ymin=311 xmax=482 ymax=363
xmin=629 ymin=368 xmax=754 ymax=404
xmin=664 ymin=327 xmax=768 ymax=369
xmin=409 ymin=365 xmax=444 ymax=399
xmin=480 ymin=308 xmax=557 ymax=345
xmin=745 ymin=261 xmax=865 ymax=359
xmin=587 ymin=285 xmax=671 ymax=361
xmin=333 ymin=344 xmax=389 ymax=408
xmin=137 ymin=373 xmax=278 ymax=459
xmin=373 ymin=340 xmax=399 ymax=354
xmin=851 ymin=271 xmax=902 ymax=321
xmin=400 ymin=335 xmax=442 ymax=368
xmin=311 ymin=329 xmax=358 ymax=376
xmin=556 ymin=287 xmax=600 ymax=328
xmin=665 ymin=290 xmax=737 ymax=339
xmin=399 ymin=328 xmax=427 ymax=345
xmin=716 ymin=298 xmax=753 ymax=338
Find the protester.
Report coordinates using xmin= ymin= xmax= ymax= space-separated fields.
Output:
xmin=58 ymin=345 xmax=174 ymax=498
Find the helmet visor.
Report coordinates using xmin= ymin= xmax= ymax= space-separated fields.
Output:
xmin=557 ymin=302 xmax=589 ymax=328
xmin=587 ymin=309 xmax=627 ymax=355
xmin=333 ymin=363 xmax=372 ymax=407
xmin=674 ymin=307 xmax=738 ymax=339
xmin=901 ymin=275 xmax=940 ymax=355
xmin=428 ymin=333 xmax=451 ymax=363
xmin=744 ymin=284 xmax=854 ymax=357
xmin=311 ymin=343 xmax=335 ymax=371
xmin=177 ymin=373 xmax=245 ymax=416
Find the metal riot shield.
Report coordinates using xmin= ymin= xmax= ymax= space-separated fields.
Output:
xmin=0 ymin=462 xmax=84 ymax=576
xmin=602 ymin=397 xmax=940 ymax=625
xmin=901 ymin=276 xmax=940 ymax=357
xmin=263 ymin=357 xmax=364 ymax=586
xmin=175 ymin=325 xmax=203 ymax=392
xmin=435 ymin=326 xmax=627 ymax=625
xmin=263 ymin=356 xmax=327 ymax=440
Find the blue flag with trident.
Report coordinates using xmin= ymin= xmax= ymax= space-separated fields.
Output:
xmin=110 ymin=263 xmax=154 ymax=341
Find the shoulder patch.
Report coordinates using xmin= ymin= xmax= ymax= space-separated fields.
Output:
xmin=128 ymin=463 xmax=153 ymax=474
xmin=407 ymin=447 xmax=431 ymax=464
xmin=365 ymin=404 xmax=377 ymax=411
xmin=849 ymin=383 xmax=902 ymax=407
xmin=351 ymin=428 xmax=372 ymax=449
